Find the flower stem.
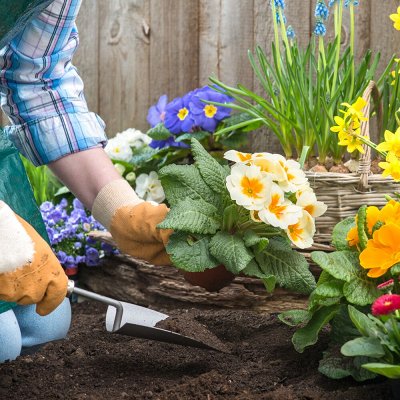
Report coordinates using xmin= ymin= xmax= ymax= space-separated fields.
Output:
xmin=349 ymin=3 xmax=355 ymax=100
xmin=331 ymin=0 xmax=343 ymax=96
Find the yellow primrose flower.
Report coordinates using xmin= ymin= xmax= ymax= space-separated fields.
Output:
xmin=379 ymin=152 xmax=400 ymax=181
xmin=376 ymin=128 xmax=400 ymax=158
xmin=338 ymin=130 xmax=365 ymax=154
xmin=390 ymin=7 xmax=400 ymax=31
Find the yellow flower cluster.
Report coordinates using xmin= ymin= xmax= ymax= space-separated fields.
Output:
xmin=390 ymin=7 xmax=400 ymax=31
xmin=347 ymin=200 xmax=400 ymax=278
xmin=330 ymin=97 xmax=367 ymax=154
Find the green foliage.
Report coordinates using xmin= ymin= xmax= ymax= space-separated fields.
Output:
xmin=331 ymin=217 xmax=355 ymax=250
xmin=21 ymin=156 xmax=61 ymax=205
xmin=160 ymin=139 xmax=314 ymax=296
xmin=158 ymin=198 xmax=221 ymax=234
xmin=362 ymin=363 xmax=400 ymax=379
xmin=166 ymin=232 xmax=219 ymax=272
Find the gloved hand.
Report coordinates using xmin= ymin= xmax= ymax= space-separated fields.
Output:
xmin=0 ymin=201 xmax=68 ymax=316
xmin=92 ymin=180 xmax=173 ymax=266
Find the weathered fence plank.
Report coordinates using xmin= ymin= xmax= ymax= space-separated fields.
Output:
xmin=98 ymin=0 xmax=151 ymax=135
xmin=149 ymin=0 xmax=199 ymax=114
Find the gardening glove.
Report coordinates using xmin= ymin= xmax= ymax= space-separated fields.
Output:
xmin=0 ymin=201 xmax=68 ymax=316
xmin=92 ymin=179 xmax=173 ymax=266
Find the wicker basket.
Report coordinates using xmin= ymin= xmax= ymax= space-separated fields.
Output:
xmin=306 ymin=81 xmax=400 ymax=244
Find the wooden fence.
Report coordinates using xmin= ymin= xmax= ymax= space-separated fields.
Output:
xmin=1 ymin=0 xmax=399 ymax=152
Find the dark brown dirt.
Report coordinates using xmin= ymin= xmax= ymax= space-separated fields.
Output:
xmin=156 ymin=313 xmax=230 ymax=353
xmin=0 ymin=301 xmax=392 ymax=400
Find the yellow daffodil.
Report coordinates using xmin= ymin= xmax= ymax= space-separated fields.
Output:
xmin=258 ymin=183 xmax=302 ymax=229
xmin=390 ymin=7 xmax=400 ymax=31
xmin=360 ymin=223 xmax=400 ymax=278
xmin=338 ymin=130 xmax=365 ymax=154
xmin=379 ymin=152 xmax=400 ymax=181
xmin=341 ymin=97 xmax=368 ymax=122
xmin=376 ymin=128 xmax=400 ymax=158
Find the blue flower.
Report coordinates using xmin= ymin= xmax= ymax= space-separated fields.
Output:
xmin=313 ymin=21 xmax=327 ymax=36
xmin=328 ymin=0 xmax=337 ymax=6
xmin=164 ymin=96 xmax=195 ymax=134
xmin=57 ymin=251 xmax=68 ymax=264
xmin=315 ymin=1 xmax=329 ymax=20
xmin=272 ymin=0 xmax=285 ymax=9
xmin=40 ymin=201 xmax=54 ymax=213
xmin=344 ymin=0 xmax=359 ymax=7
xmin=149 ymin=136 xmax=190 ymax=150
xmin=73 ymin=198 xmax=85 ymax=210
xmin=86 ymin=247 xmax=100 ymax=267
xmin=275 ymin=11 xmax=287 ymax=25
xmin=147 ymin=94 xmax=168 ymax=128
xmin=189 ymin=86 xmax=233 ymax=132
xmin=286 ymin=25 xmax=296 ymax=39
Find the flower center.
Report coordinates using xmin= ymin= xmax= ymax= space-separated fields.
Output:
xmin=178 ymin=108 xmax=189 ymax=121
xmin=304 ymin=204 xmax=315 ymax=216
xmin=240 ymin=177 xmax=263 ymax=199
xmin=204 ymin=104 xmax=218 ymax=118
xmin=269 ymin=193 xmax=286 ymax=217
xmin=289 ymin=223 xmax=303 ymax=240
xmin=238 ymin=152 xmax=252 ymax=162
xmin=384 ymin=301 xmax=393 ymax=307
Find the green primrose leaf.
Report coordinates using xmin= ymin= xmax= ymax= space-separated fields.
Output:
xmin=159 ymin=164 xmax=219 ymax=207
xmin=318 ymin=348 xmax=377 ymax=381
xmin=314 ymin=280 xmax=344 ymax=298
xmin=222 ymin=204 xmax=240 ymax=232
xmin=391 ymin=262 xmax=400 ymax=276
xmin=165 ymin=232 xmax=219 ymax=272
xmin=348 ymin=305 xmax=381 ymax=338
xmin=331 ymin=217 xmax=355 ymax=250
xmin=311 ymin=251 xmax=360 ymax=282
xmin=292 ymin=304 xmax=340 ymax=353
xmin=343 ymin=276 xmax=380 ymax=306
xmin=278 ymin=309 xmax=313 ymax=327
xmin=243 ymin=230 xmax=269 ymax=253
xmin=191 ymin=138 xmax=230 ymax=194
xmin=158 ymin=198 xmax=221 ymax=234
xmin=175 ymin=131 xmax=210 ymax=142
xmin=242 ymin=259 xmax=276 ymax=292
xmin=209 ymin=231 xmax=253 ymax=274
xmin=256 ymin=238 xmax=316 ymax=295
xmin=147 ymin=123 xmax=171 ymax=140
xmin=341 ymin=337 xmax=385 ymax=358
xmin=362 ymin=363 xmax=400 ymax=379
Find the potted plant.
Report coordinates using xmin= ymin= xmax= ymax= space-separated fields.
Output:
xmin=156 ymin=138 xmax=326 ymax=294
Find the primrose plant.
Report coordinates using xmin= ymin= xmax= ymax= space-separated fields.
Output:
xmin=280 ymin=198 xmax=400 ymax=381
xmin=157 ymin=138 xmax=327 ymax=295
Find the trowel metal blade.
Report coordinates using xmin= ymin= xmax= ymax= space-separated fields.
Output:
xmin=105 ymin=302 xmax=220 ymax=351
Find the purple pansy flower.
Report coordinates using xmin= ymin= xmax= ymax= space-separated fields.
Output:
xmin=164 ymin=96 xmax=195 ymax=134
xmin=189 ymin=86 xmax=233 ymax=132
xmin=147 ymin=95 xmax=168 ymax=128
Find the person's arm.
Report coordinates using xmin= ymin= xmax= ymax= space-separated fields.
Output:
xmin=0 ymin=0 xmax=172 ymax=267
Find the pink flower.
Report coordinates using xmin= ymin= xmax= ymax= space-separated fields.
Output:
xmin=372 ymin=294 xmax=400 ymax=316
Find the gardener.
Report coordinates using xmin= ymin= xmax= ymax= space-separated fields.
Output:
xmin=0 ymin=0 xmax=171 ymax=362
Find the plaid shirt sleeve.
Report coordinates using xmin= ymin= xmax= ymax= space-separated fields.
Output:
xmin=0 ymin=0 xmax=107 ymax=166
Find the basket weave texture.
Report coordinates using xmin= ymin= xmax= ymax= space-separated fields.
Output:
xmin=306 ymin=81 xmax=400 ymax=244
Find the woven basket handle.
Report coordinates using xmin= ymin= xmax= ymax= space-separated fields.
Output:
xmin=357 ymin=80 xmax=382 ymax=192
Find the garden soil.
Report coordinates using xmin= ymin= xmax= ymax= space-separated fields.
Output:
xmin=0 ymin=301 xmax=392 ymax=400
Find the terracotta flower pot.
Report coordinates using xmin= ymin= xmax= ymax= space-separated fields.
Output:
xmin=182 ymin=264 xmax=235 ymax=292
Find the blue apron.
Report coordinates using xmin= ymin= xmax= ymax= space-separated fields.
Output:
xmin=0 ymin=129 xmax=49 ymax=314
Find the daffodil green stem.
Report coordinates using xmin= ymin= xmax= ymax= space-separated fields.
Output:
xmin=331 ymin=0 xmax=343 ymax=96
xmin=355 ymin=134 xmax=387 ymax=158
xmin=349 ymin=4 xmax=355 ymax=100
xmin=279 ymin=9 xmax=293 ymax=66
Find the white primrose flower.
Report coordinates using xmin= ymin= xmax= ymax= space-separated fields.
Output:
xmin=286 ymin=209 xmax=316 ymax=249
xmin=250 ymin=153 xmax=288 ymax=183
xmin=135 ymin=171 xmax=165 ymax=203
xmin=226 ymin=164 xmax=272 ymax=211
xmin=258 ymin=183 xmax=303 ymax=229
xmin=224 ymin=150 xmax=253 ymax=163
xmin=117 ymin=128 xmax=152 ymax=149
xmin=296 ymin=189 xmax=327 ymax=218
xmin=277 ymin=158 xmax=308 ymax=192
xmin=105 ymin=136 xmax=133 ymax=162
